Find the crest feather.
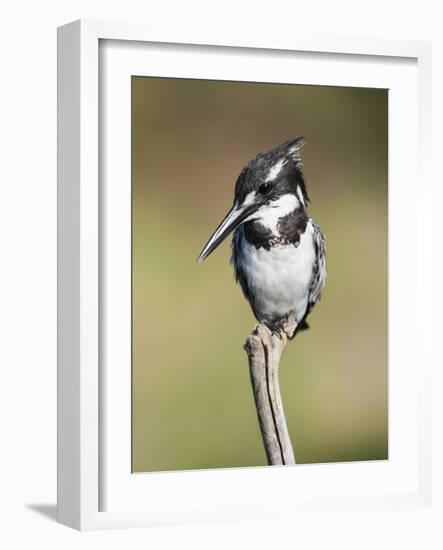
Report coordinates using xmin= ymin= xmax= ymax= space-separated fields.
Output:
xmin=283 ymin=136 xmax=305 ymax=164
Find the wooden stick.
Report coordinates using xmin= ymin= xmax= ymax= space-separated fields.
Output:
xmin=244 ymin=315 xmax=297 ymax=465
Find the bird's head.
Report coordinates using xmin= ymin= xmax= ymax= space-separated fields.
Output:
xmin=197 ymin=137 xmax=308 ymax=263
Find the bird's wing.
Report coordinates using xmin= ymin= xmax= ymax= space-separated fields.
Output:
xmin=308 ymin=219 xmax=327 ymax=307
xmin=230 ymin=228 xmax=253 ymax=304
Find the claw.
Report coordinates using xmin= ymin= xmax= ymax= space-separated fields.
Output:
xmin=271 ymin=327 xmax=284 ymax=340
xmin=261 ymin=313 xmax=298 ymax=341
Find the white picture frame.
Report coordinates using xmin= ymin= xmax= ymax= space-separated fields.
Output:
xmin=57 ymin=19 xmax=435 ymax=531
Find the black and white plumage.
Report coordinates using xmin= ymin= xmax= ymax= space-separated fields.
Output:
xmin=197 ymin=137 xmax=326 ymax=334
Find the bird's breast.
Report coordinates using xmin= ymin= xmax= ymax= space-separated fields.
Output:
xmin=234 ymin=219 xmax=316 ymax=324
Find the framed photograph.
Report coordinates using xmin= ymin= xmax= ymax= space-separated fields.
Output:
xmin=57 ymin=19 xmax=435 ymax=530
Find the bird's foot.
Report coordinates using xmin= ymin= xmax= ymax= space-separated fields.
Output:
xmin=264 ymin=314 xmax=298 ymax=341
xmin=272 ymin=326 xmax=286 ymax=340
xmin=245 ymin=316 xmax=296 ymax=366
xmin=245 ymin=315 xmax=297 ymax=362
xmin=281 ymin=313 xmax=298 ymax=340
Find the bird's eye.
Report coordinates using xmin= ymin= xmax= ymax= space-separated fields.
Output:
xmin=258 ymin=182 xmax=272 ymax=195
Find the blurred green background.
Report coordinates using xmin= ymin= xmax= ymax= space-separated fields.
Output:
xmin=132 ymin=77 xmax=388 ymax=472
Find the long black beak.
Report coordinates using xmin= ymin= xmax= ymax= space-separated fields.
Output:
xmin=197 ymin=202 xmax=255 ymax=263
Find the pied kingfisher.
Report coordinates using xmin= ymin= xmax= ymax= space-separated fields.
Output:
xmin=197 ymin=137 xmax=326 ymax=335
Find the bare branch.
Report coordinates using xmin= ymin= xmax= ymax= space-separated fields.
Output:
xmin=244 ymin=315 xmax=296 ymax=465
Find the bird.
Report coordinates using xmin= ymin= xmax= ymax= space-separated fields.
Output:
xmin=197 ymin=137 xmax=326 ymax=336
